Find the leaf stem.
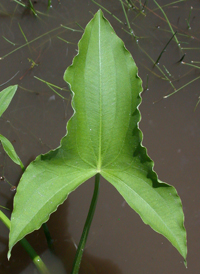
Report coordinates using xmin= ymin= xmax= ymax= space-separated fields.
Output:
xmin=71 ymin=173 xmax=100 ymax=274
xmin=20 ymin=239 xmax=50 ymax=274
xmin=0 ymin=210 xmax=50 ymax=274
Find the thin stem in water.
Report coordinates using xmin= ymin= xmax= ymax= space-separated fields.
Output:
xmin=42 ymin=223 xmax=55 ymax=253
xmin=154 ymin=31 xmax=177 ymax=66
xmin=0 ymin=210 xmax=50 ymax=274
xmin=71 ymin=173 xmax=100 ymax=274
xmin=153 ymin=0 xmax=181 ymax=49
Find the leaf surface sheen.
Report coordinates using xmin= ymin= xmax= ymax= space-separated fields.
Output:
xmin=9 ymin=10 xmax=187 ymax=261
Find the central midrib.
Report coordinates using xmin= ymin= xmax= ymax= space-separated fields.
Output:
xmin=97 ymin=16 xmax=102 ymax=172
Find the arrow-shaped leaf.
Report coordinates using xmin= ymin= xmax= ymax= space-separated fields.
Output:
xmin=9 ymin=10 xmax=187 ymax=262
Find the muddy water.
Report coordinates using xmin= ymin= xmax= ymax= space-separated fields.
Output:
xmin=0 ymin=0 xmax=199 ymax=273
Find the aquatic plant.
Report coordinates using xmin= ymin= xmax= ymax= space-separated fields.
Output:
xmin=0 ymin=85 xmax=24 ymax=170
xmin=2 ymin=10 xmax=187 ymax=274
xmin=0 ymin=85 xmax=50 ymax=274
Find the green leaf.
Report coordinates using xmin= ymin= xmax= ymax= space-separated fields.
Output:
xmin=9 ymin=10 xmax=187 ymax=262
xmin=0 ymin=85 xmax=24 ymax=169
xmin=0 ymin=134 xmax=24 ymax=170
xmin=0 ymin=85 xmax=18 ymax=117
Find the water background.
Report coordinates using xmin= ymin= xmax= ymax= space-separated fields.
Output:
xmin=0 ymin=1 xmax=199 ymax=273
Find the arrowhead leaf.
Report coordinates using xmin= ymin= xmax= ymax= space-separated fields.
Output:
xmin=9 ymin=10 xmax=187 ymax=262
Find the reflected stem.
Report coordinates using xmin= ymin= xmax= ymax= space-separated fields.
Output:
xmin=42 ymin=223 xmax=55 ymax=253
xmin=0 ymin=210 xmax=50 ymax=274
xmin=71 ymin=173 xmax=100 ymax=274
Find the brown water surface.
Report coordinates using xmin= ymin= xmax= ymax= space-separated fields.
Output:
xmin=0 ymin=1 xmax=199 ymax=273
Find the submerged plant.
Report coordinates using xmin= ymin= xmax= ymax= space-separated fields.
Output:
xmin=8 ymin=9 xmax=187 ymax=272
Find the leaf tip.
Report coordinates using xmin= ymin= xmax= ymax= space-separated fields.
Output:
xmin=7 ymin=249 xmax=11 ymax=261
xmin=184 ymin=260 xmax=187 ymax=268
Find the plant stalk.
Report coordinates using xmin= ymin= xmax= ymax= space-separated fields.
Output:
xmin=71 ymin=173 xmax=100 ymax=274
xmin=0 ymin=210 xmax=50 ymax=274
